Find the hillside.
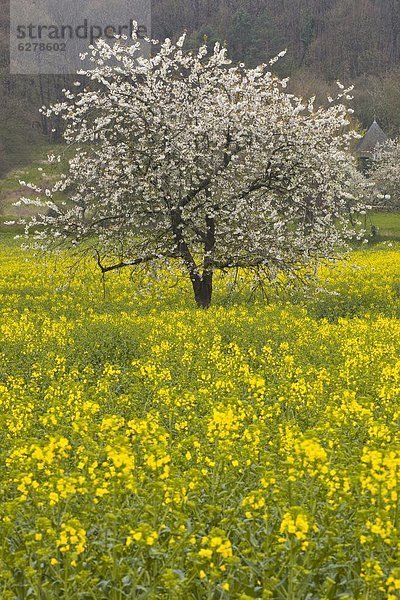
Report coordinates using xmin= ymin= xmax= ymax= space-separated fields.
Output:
xmin=1 ymin=0 xmax=400 ymax=175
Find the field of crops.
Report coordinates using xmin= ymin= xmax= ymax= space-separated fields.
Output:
xmin=0 ymin=237 xmax=400 ymax=599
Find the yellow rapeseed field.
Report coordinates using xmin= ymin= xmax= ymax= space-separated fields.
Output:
xmin=0 ymin=238 xmax=399 ymax=599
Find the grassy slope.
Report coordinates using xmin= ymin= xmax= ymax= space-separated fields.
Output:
xmin=365 ymin=212 xmax=400 ymax=240
xmin=0 ymin=144 xmax=66 ymax=231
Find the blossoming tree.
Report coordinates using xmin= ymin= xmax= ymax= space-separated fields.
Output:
xmin=21 ymin=33 xmax=364 ymax=307
xmin=371 ymin=139 xmax=400 ymax=211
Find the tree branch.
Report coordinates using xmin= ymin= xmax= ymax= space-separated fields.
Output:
xmin=94 ymin=250 xmax=170 ymax=273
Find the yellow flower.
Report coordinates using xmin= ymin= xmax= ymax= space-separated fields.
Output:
xmin=146 ymin=532 xmax=157 ymax=546
xmin=56 ymin=521 xmax=86 ymax=556
xmin=280 ymin=511 xmax=316 ymax=549
xmin=221 ymin=582 xmax=230 ymax=591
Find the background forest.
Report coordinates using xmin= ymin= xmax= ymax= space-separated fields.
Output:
xmin=1 ymin=0 xmax=400 ymax=176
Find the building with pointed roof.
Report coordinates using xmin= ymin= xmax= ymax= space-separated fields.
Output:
xmin=355 ymin=120 xmax=388 ymax=160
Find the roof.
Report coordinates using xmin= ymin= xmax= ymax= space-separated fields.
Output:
xmin=355 ymin=120 xmax=388 ymax=158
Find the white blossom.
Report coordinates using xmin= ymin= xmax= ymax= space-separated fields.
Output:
xmin=370 ymin=139 xmax=400 ymax=211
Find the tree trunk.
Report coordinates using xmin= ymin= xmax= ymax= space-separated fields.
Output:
xmin=192 ymin=273 xmax=213 ymax=308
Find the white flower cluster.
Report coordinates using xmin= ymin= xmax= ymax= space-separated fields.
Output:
xmin=371 ymin=139 xmax=400 ymax=210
